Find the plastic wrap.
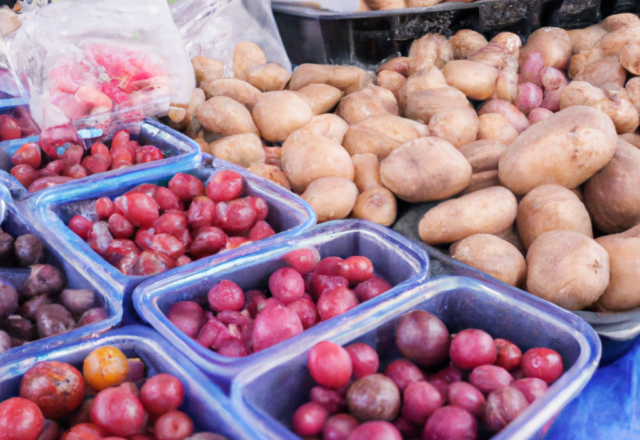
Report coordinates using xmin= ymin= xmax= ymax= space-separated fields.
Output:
xmin=171 ymin=0 xmax=291 ymax=75
xmin=10 ymin=0 xmax=195 ymax=131
xmin=232 ymin=276 xmax=601 ymax=440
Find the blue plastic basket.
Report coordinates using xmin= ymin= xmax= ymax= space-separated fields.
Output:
xmin=0 ymin=118 xmax=201 ymax=200
xmin=133 ymin=219 xmax=429 ymax=387
xmin=231 ymin=276 xmax=601 ymax=440
xmin=0 ymin=325 xmax=258 ymax=440
xmin=27 ymin=157 xmax=317 ymax=322
xmin=0 ymin=183 xmax=122 ymax=361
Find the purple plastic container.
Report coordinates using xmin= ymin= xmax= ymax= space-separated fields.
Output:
xmin=231 ymin=276 xmax=601 ymax=440
xmin=0 ymin=325 xmax=258 ymax=439
xmin=27 ymin=157 xmax=316 ymax=322
xmin=133 ymin=219 xmax=429 ymax=387
xmin=0 ymin=184 xmax=121 ymax=361
xmin=0 ymin=118 xmax=201 ymax=200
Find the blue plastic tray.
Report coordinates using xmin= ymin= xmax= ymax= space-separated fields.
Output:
xmin=28 ymin=157 xmax=317 ymax=322
xmin=0 ymin=325 xmax=258 ymax=440
xmin=231 ymin=276 xmax=601 ymax=440
xmin=133 ymin=219 xmax=429 ymax=387
xmin=0 ymin=184 xmax=122 ymax=361
xmin=0 ymin=118 xmax=202 ymax=200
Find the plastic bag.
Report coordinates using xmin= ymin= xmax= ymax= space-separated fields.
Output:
xmin=9 ymin=0 xmax=195 ymax=132
xmin=171 ymin=0 xmax=291 ymax=75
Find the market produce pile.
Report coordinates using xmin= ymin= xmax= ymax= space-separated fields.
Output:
xmin=0 ymin=345 xmax=229 ymax=439
xmin=68 ymin=169 xmax=277 ymax=276
xmin=166 ymin=248 xmax=392 ymax=357
xmin=0 ymin=230 xmax=106 ymax=353
xmin=290 ymin=311 xmax=563 ymax=439
xmin=173 ymin=13 xmax=640 ymax=316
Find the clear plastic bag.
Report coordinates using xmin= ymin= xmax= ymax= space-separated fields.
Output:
xmin=171 ymin=0 xmax=291 ymax=76
xmin=9 ymin=0 xmax=195 ymax=131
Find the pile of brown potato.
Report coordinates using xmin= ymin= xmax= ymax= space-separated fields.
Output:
xmin=175 ymin=13 xmax=640 ymax=315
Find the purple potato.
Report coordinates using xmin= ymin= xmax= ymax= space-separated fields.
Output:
xmin=0 ymin=232 xmax=14 ymax=265
xmin=60 ymin=289 xmax=96 ymax=315
xmin=17 ymin=294 xmax=53 ymax=321
xmin=14 ymin=234 xmax=45 ymax=267
xmin=35 ymin=304 xmax=75 ymax=338
xmin=0 ymin=284 xmax=18 ymax=318
xmin=76 ymin=307 xmax=108 ymax=327
xmin=20 ymin=264 xmax=65 ymax=298
xmin=0 ymin=315 xmax=37 ymax=340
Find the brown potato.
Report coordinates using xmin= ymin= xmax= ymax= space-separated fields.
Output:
xmin=495 ymin=69 xmax=518 ymax=103
xmin=182 ymin=88 xmax=206 ymax=129
xmin=600 ymin=26 xmax=640 ymax=57
xmin=477 ymin=99 xmax=529 ymax=133
xmin=526 ymin=230 xmax=609 ymax=310
xmin=365 ymin=0 xmax=406 ymax=10
xmin=352 ymin=153 xmax=382 ymax=192
xmin=406 ymin=0 xmax=442 ymax=6
xmin=418 ymin=187 xmax=518 ymax=244
xmin=197 ymin=96 xmax=259 ymax=136
xmin=596 ymin=85 xmax=639 ymax=134
xmin=626 ymin=77 xmax=640 ymax=110
xmin=252 ymin=91 xmax=313 ymax=142
xmin=301 ymin=177 xmax=358 ymax=223
xmin=449 ymin=30 xmax=488 ymax=60
xmin=460 ymin=170 xmax=501 ymax=195
xmin=428 ymin=106 xmax=479 ymax=148
xmin=468 ymin=44 xmax=508 ymax=69
xmin=450 ymin=234 xmax=526 ymax=287
xmin=338 ymin=85 xmax=399 ymax=125
xmin=490 ymin=32 xmax=522 ymax=58
xmin=405 ymin=87 xmax=471 ymax=124
xmin=560 ymin=81 xmax=607 ymax=109
xmin=567 ymin=25 xmax=607 ymax=54
xmin=297 ymin=114 xmax=350 ymax=144
xmin=459 ymin=140 xmax=508 ymax=173
xmin=246 ymin=63 xmax=291 ymax=92
xmin=519 ymin=27 xmax=572 ymax=70
xmin=584 ymin=139 xmax=640 ymax=233
xmin=493 ymin=225 xmax=526 ymax=255
xmin=602 ymin=13 xmax=640 ymax=33
xmin=208 ymin=133 xmax=265 ymax=168
xmin=574 ymin=58 xmax=627 ymax=88
xmin=477 ymin=114 xmax=518 ymax=145
xmin=377 ymin=70 xmax=407 ymax=101
xmin=199 ymin=78 xmax=262 ymax=110
xmin=281 ymin=134 xmax=354 ymax=193
xmin=289 ymin=64 xmax=374 ymax=95
xmin=619 ymin=133 xmax=640 ymax=149
xmin=247 ymin=163 xmax=291 ymax=190
xmin=498 ymin=106 xmax=617 ymax=196
xmin=568 ymin=48 xmax=604 ymax=79
xmin=620 ymin=42 xmax=640 ymax=75
xmin=442 ymin=60 xmax=498 ymax=101
xmin=296 ymin=84 xmax=343 ymax=115
xmin=408 ymin=33 xmax=454 ymax=75
xmin=398 ymin=68 xmax=448 ymax=110
xmin=191 ymin=56 xmax=225 ymax=85
xmin=352 ymin=187 xmax=397 ymax=226
xmin=343 ymin=115 xmax=429 ymax=159
xmin=516 ymin=184 xmax=593 ymax=249
xmin=380 ymin=137 xmax=472 ymax=203
xmin=377 ymin=57 xmax=410 ymax=76
xmin=232 ymin=41 xmax=267 ymax=81
xmin=594 ymin=233 xmax=640 ymax=311
xmin=264 ymin=146 xmax=282 ymax=168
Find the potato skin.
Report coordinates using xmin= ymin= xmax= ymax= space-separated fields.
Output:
xmin=196 ymin=96 xmax=259 ymax=136
xmin=460 ymin=170 xmax=501 ymax=195
xmin=573 ymin=58 xmax=627 ymax=88
xmin=200 ymin=78 xmax=262 ymax=110
xmin=252 ymin=91 xmax=313 ymax=142
xmin=297 ymin=114 xmax=350 ymax=145
xmin=246 ymin=63 xmax=291 ymax=92
xmin=405 ymin=87 xmax=471 ymax=124
xmin=459 ymin=140 xmax=508 ymax=173
xmin=477 ymin=114 xmax=519 ymax=146
xmin=233 ymin=41 xmax=267 ymax=81
xmin=301 ymin=177 xmax=359 ymax=223
xmin=594 ymin=234 xmax=640 ymax=311
xmin=449 ymin=30 xmax=488 ymax=60
xmin=296 ymin=84 xmax=343 ymax=115
xmin=191 ymin=56 xmax=225 ymax=85
xmin=619 ymin=133 xmax=640 ymax=149
xmin=377 ymin=70 xmax=407 ymax=101
xmin=428 ymin=106 xmax=479 ymax=148
xmin=208 ymin=133 xmax=265 ymax=168
xmin=338 ymin=85 xmax=399 ymax=125
xmin=418 ymin=187 xmax=518 ymax=244
xmin=380 ymin=137 xmax=472 ymax=203
xmin=526 ymin=230 xmax=609 ymax=311
xmin=442 ymin=60 xmax=498 ymax=101
xmin=498 ymin=106 xmax=617 ymax=196
xmin=352 ymin=187 xmax=397 ymax=226
xmin=516 ymin=184 xmax=593 ymax=249
xmin=352 ymin=153 xmax=383 ymax=193
xmin=584 ymin=139 xmax=640 ymax=233
xmin=567 ymin=25 xmax=606 ymax=54
xmin=408 ymin=34 xmax=453 ymax=75
xmin=289 ymin=64 xmax=374 ymax=95
xmin=247 ymin=163 xmax=291 ymax=190
xmin=450 ymin=234 xmax=526 ymax=287
xmin=398 ymin=68 xmax=448 ymax=109
xmin=281 ymin=134 xmax=354 ymax=193
xmin=519 ymin=27 xmax=572 ymax=70
xmin=478 ymin=99 xmax=530 ymax=134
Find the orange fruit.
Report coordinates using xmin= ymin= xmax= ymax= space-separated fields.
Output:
xmin=83 ymin=346 xmax=129 ymax=391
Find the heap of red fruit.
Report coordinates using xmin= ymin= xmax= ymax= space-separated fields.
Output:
xmin=290 ymin=311 xmax=564 ymax=440
xmin=0 ymin=345 xmax=229 ymax=440
xmin=68 ymin=170 xmax=276 ymax=276
xmin=10 ymin=129 xmax=164 ymax=193
xmin=0 ymin=114 xmax=22 ymax=142
xmin=168 ymin=249 xmax=392 ymax=357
